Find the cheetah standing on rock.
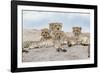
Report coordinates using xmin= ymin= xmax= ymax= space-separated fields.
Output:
xmin=49 ymin=23 xmax=67 ymax=52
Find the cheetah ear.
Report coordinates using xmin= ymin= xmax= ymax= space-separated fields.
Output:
xmin=80 ymin=27 xmax=82 ymax=30
xmin=72 ymin=27 xmax=75 ymax=29
xmin=50 ymin=23 xmax=52 ymax=26
xmin=59 ymin=24 xmax=62 ymax=27
xmin=72 ymin=27 xmax=75 ymax=31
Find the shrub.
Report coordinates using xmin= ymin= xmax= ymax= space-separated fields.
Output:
xmin=23 ymin=41 xmax=32 ymax=48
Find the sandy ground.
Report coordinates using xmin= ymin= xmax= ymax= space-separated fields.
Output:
xmin=22 ymin=45 xmax=89 ymax=62
xmin=22 ymin=29 xmax=89 ymax=62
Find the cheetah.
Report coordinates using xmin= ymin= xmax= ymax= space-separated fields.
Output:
xmin=29 ymin=28 xmax=53 ymax=49
xmin=52 ymin=30 xmax=68 ymax=52
xmin=73 ymin=27 xmax=82 ymax=39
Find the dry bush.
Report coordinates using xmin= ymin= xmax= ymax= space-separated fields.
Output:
xmin=23 ymin=41 xmax=33 ymax=48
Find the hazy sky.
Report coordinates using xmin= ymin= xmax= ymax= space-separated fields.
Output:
xmin=23 ymin=10 xmax=90 ymax=32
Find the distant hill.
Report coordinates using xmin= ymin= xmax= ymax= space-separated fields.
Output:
xmin=23 ymin=29 xmax=41 ymax=42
